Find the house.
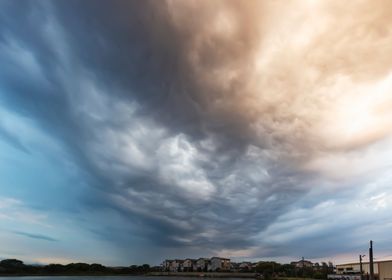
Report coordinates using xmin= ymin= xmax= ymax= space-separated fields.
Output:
xmin=239 ymin=262 xmax=253 ymax=271
xmin=162 ymin=260 xmax=173 ymax=271
xmin=162 ymin=257 xmax=231 ymax=272
xmin=183 ymin=259 xmax=196 ymax=272
xmin=230 ymin=262 xmax=240 ymax=272
xmin=210 ymin=257 xmax=231 ymax=271
xmin=162 ymin=259 xmax=184 ymax=272
xmin=291 ymin=259 xmax=313 ymax=268
xmin=172 ymin=259 xmax=184 ymax=272
xmin=196 ymin=258 xmax=209 ymax=272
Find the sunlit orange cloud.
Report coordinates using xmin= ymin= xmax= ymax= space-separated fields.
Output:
xmin=163 ymin=0 xmax=392 ymax=179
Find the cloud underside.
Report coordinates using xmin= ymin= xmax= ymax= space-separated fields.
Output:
xmin=1 ymin=0 xmax=392 ymax=261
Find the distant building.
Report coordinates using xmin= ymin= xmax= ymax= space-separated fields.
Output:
xmin=162 ymin=259 xmax=184 ymax=272
xmin=162 ymin=257 xmax=231 ymax=272
xmin=336 ymin=262 xmax=366 ymax=275
xmin=172 ymin=259 xmax=184 ymax=272
xmin=196 ymin=258 xmax=210 ymax=272
xmin=230 ymin=262 xmax=240 ymax=272
xmin=183 ymin=259 xmax=196 ymax=272
xmin=239 ymin=262 xmax=253 ymax=271
xmin=161 ymin=260 xmax=173 ymax=271
xmin=210 ymin=257 xmax=231 ymax=271
xmin=291 ymin=259 xmax=313 ymax=268
xmin=335 ymin=259 xmax=392 ymax=279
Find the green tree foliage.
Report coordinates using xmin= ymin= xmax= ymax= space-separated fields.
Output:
xmin=279 ymin=264 xmax=296 ymax=277
xmin=255 ymin=262 xmax=281 ymax=279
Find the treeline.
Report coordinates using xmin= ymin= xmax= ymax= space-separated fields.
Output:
xmin=252 ymin=261 xmax=334 ymax=279
xmin=0 ymin=259 xmax=159 ymax=276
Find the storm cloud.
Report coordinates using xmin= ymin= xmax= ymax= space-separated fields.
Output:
xmin=1 ymin=0 xmax=392 ymax=265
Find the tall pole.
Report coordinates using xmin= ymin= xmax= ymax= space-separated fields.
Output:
xmin=359 ymin=255 xmax=365 ymax=280
xmin=369 ymin=241 xmax=374 ymax=280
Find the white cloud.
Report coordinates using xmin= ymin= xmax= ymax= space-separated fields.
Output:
xmin=0 ymin=196 xmax=49 ymax=226
xmin=157 ymin=134 xmax=216 ymax=199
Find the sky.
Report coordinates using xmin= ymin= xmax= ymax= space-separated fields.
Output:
xmin=1 ymin=0 xmax=392 ymax=266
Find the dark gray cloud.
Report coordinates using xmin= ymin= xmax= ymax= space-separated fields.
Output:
xmin=0 ymin=0 xmax=296 ymax=250
xmin=1 ymin=0 xmax=392 ymax=264
xmin=13 ymin=231 xmax=58 ymax=242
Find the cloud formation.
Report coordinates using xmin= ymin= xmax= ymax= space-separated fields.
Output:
xmin=1 ymin=0 xmax=392 ymax=264
xmin=13 ymin=231 xmax=58 ymax=242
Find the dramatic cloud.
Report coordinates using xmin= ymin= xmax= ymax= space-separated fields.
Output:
xmin=1 ymin=0 xmax=392 ymax=265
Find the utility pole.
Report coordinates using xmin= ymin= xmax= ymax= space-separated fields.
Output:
xmin=369 ymin=241 xmax=374 ymax=280
xmin=359 ymin=254 xmax=365 ymax=280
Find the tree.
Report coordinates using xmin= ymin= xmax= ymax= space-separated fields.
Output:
xmin=142 ymin=264 xmax=150 ymax=271
xmin=90 ymin=263 xmax=106 ymax=272
xmin=0 ymin=259 xmax=24 ymax=268
xmin=255 ymin=262 xmax=280 ymax=279
xmin=280 ymin=264 xmax=296 ymax=277
xmin=0 ymin=259 xmax=25 ymax=273
xmin=44 ymin=264 xmax=65 ymax=274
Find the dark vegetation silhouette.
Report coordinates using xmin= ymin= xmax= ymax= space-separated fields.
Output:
xmin=0 ymin=259 xmax=158 ymax=276
xmin=0 ymin=258 xmax=334 ymax=278
xmin=243 ymin=261 xmax=333 ymax=280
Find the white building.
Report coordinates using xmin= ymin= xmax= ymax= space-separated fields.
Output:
xmin=334 ymin=259 xmax=392 ymax=280
xmin=162 ymin=259 xmax=184 ymax=272
xmin=210 ymin=257 xmax=231 ymax=271
xmin=172 ymin=260 xmax=184 ymax=272
xmin=162 ymin=260 xmax=173 ymax=271
xmin=196 ymin=258 xmax=209 ymax=272
xmin=162 ymin=257 xmax=231 ymax=272
xmin=183 ymin=259 xmax=196 ymax=272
